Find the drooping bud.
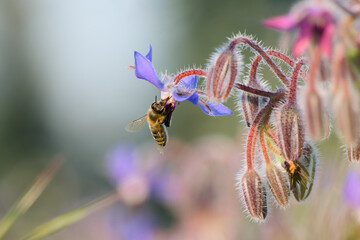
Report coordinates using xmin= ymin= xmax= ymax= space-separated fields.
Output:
xmin=265 ymin=164 xmax=289 ymax=207
xmin=241 ymin=81 xmax=269 ymax=127
xmin=276 ymin=103 xmax=305 ymax=162
xmin=207 ymin=47 xmax=239 ymax=102
xmin=240 ymin=170 xmax=267 ymax=221
xmin=332 ymin=84 xmax=359 ymax=146
xmin=348 ymin=140 xmax=360 ymax=162
xmin=286 ymin=143 xmax=317 ymax=201
xmin=303 ymin=87 xmax=329 ymax=140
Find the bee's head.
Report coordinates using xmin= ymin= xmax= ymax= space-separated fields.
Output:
xmin=151 ymin=97 xmax=171 ymax=113
xmin=151 ymin=101 xmax=165 ymax=113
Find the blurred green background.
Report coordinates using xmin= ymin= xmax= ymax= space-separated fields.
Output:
xmin=0 ymin=0 xmax=356 ymax=239
xmin=0 ymin=0 xmax=291 ymax=179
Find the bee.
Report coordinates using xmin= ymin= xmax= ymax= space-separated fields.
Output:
xmin=282 ymin=143 xmax=316 ymax=201
xmin=125 ymin=97 xmax=174 ymax=149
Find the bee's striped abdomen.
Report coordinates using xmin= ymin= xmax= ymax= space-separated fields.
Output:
xmin=150 ymin=125 xmax=167 ymax=147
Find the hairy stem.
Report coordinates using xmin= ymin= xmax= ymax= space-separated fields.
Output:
xmin=249 ymin=55 xmax=262 ymax=82
xmin=234 ymin=83 xmax=277 ymax=98
xmin=265 ymin=123 xmax=277 ymax=144
xmin=288 ymin=59 xmax=305 ymax=104
xmin=266 ymin=50 xmax=307 ymax=79
xmin=249 ymin=50 xmax=307 ymax=83
xmin=245 ymin=89 xmax=286 ymax=170
xmin=173 ymin=69 xmax=207 ymax=84
xmin=260 ymin=130 xmax=271 ymax=164
xmin=229 ymin=36 xmax=289 ymax=86
xmin=246 ymin=102 xmax=272 ymax=169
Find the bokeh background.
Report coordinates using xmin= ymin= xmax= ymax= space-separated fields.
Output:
xmin=0 ymin=0 xmax=359 ymax=239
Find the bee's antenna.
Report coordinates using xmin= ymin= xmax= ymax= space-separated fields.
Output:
xmin=155 ymin=96 xmax=157 ymax=102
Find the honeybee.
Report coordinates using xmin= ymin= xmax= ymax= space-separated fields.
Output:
xmin=282 ymin=143 xmax=316 ymax=201
xmin=125 ymin=97 xmax=174 ymax=149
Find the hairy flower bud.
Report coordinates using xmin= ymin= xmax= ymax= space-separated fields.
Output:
xmin=348 ymin=140 xmax=360 ymax=162
xmin=265 ymin=164 xmax=289 ymax=206
xmin=240 ymin=170 xmax=267 ymax=221
xmin=207 ymin=48 xmax=239 ymax=102
xmin=289 ymin=143 xmax=317 ymax=201
xmin=332 ymin=85 xmax=359 ymax=145
xmin=241 ymin=81 xmax=268 ymax=127
xmin=276 ymin=104 xmax=305 ymax=162
xmin=304 ymin=87 xmax=329 ymax=140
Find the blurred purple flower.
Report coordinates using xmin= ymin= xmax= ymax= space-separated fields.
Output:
xmin=147 ymin=166 xmax=174 ymax=203
xmin=263 ymin=6 xmax=335 ymax=58
xmin=134 ymin=46 xmax=232 ymax=116
xmin=121 ymin=210 xmax=157 ymax=240
xmin=108 ymin=206 xmax=157 ymax=240
xmin=106 ymin=144 xmax=175 ymax=204
xmin=343 ymin=170 xmax=360 ymax=208
xmin=106 ymin=144 xmax=139 ymax=184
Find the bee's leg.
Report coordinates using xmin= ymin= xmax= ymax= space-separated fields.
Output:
xmin=163 ymin=111 xmax=173 ymax=127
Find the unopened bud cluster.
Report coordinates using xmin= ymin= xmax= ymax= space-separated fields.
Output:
xmin=200 ymin=0 xmax=360 ymax=221
xmin=130 ymin=0 xmax=360 ymax=223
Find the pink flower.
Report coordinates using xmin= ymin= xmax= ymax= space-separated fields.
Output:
xmin=264 ymin=5 xmax=335 ymax=58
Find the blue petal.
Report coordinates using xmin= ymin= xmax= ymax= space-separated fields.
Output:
xmin=172 ymin=91 xmax=191 ymax=102
xmin=172 ymin=75 xmax=199 ymax=102
xmin=172 ymin=91 xmax=199 ymax=103
xmin=198 ymin=102 xmax=232 ymax=116
xmin=134 ymin=51 xmax=164 ymax=90
xmin=146 ymin=45 xmax=152 ymax=62
xmin=187 ymin=93 xmax=199 ymax=104
xmin=178 ymin=75 xmax=198 ymax=89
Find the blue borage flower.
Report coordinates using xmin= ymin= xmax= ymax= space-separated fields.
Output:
xmin=134 ymin=45 xmax=232 ymax=116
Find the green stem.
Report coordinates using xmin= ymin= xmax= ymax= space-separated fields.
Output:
xmin=20 ymin=193 xmax=119 ymax=240
xmin=0 ymin=155 xmax=64 ymax=240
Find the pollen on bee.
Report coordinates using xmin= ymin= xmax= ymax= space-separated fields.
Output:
xmin=288 ymin=160 xmax=297 ymax=175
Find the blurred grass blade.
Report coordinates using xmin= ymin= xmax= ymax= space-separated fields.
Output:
xmin=0 ymin=155 xmax=65 ymax=239
xmin=21 ymin=192 xmax=119 ymax=240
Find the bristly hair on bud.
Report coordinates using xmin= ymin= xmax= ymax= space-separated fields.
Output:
xmin=276 ymin=104 xmax=305 ymax=162
xmin=259 ymin=128 xmax=289 ymax=207
xmin=206 ymin=44 xmax=241 ymax=102
xmin=275 ymin=59 xmax=306 ymax=162
xmin=348 ymin=140 xmax=360 ymax=162
xmin=239 ymin=169 xmax=268 ymax=221
xmin=241 ymin=81 xmax=269 ymax=127
xmin=265 ymin=163 xmax=289 ymax=207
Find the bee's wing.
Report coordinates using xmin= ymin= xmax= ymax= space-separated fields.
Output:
xmin=125 ymin=115 xmax=148 ymax=132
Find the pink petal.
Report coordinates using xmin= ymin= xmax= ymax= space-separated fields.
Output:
xmin=263 ymin=14 xmax=298 ymax=30
xmin=320 ymin=24 xmax=335 ymax=59
xmin=292 ymin=27 xmax=312 ymax=57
